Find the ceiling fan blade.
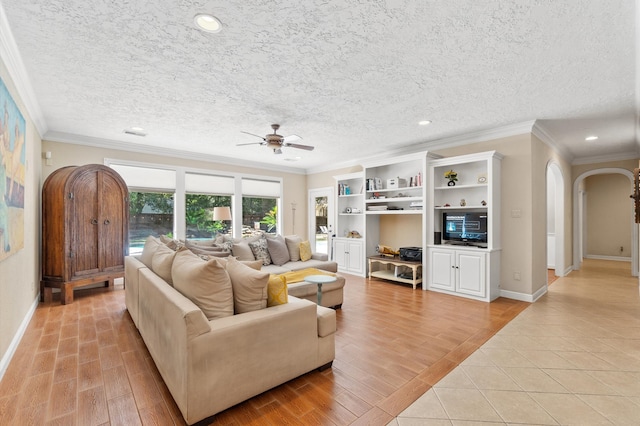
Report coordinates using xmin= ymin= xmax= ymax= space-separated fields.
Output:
xmin=240 ymin=131 xmax=266 ymax=140
xmin=236 ymin=141 xmax=265 ymax=146
xmin=284 ymin=143 xmax=314 ymax=151
xmin=282 ymin=134 xmax=302 ymax=143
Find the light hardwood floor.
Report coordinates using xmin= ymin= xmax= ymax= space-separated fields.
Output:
xmin=1 ymin=270 xmax=532 ymax=425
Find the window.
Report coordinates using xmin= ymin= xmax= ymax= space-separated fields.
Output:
xmin=128 ymin=191 xmax=174 ymax=254
xmin=109 ymin=164 xmax=176 ymax=254
xmin=242 ymin=178 xmax=281 ymax=236
xmin=185 ymin=173 xmax=234 ymax=240
xmin=106 ymin=160 xmax=284 ymax=250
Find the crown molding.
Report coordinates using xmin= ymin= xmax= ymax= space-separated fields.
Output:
xmin=419 ymin=120 xmax=537 ymax=152
xmin=0 ymin=4 xmax=47 ymax=138
xmin=307 ymin=121 xmax=537 ymax=174
xmin=531 ymin=121 xmax=573 ymax=162
xmin=570 ymin=151 xmax=640 ymax=166
xmin=44 ymin=131 xmax=307 ymax=175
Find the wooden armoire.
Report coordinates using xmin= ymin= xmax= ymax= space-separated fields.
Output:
xmin=41 ymin=164 xmax=129 ymax=304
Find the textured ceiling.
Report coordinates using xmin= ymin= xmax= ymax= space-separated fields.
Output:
xmin=1 ymin=0 xmax=637 ymax=172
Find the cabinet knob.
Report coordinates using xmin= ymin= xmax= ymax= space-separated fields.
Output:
xmin=90 ymin=218 xmax=98 ymax=225
xmin=104 ymin=219 xmax=111 ymax=225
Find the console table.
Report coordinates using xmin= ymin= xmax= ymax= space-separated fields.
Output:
xmin=368 ymin=256 xmax=423 ymax=289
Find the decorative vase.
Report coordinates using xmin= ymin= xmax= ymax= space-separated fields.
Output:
xmin=448 ymin=180 xmax=456 ymax=186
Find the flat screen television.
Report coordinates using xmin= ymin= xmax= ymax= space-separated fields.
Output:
xmin=442 ymin=212 xmax=488 ymax=246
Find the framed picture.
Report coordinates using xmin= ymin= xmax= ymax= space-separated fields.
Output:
xmin=0 ymin=76 xmax=26 ymax=261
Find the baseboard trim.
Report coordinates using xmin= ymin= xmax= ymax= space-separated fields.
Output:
xmin=499 ymin=285 xmax=547 ymax=303
xmin=584 ymin=255 xmax=631 ymax=262
xmin=0 ymin=294 xmax=39 ymax=382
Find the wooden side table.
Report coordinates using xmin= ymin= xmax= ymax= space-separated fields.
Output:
xmin=368 ymin=256 xmax=423 ymax=289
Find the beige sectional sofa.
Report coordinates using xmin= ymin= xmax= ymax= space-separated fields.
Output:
xmin=125 ymin=249 xmax=336 ymax=425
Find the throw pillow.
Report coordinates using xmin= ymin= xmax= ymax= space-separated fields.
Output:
xmin=185 ymin=241 xmax=230 ymax=258
xmin=266 ymin=235 xmax=290 ymax=266
xmin=185 ymin=238 xmax=215 ymax=247
xmin=151 ymin=243 xmax=178 ymax=285
xmin=231 ymin=240 xmax=255 ymax=261
xmin=299 ymin=240 xmax=312 ymax=262
xmin=159 ymin=234 xmax=184 ymax=251
xmin=140 ymin=235 xmax=162 ymax=268
xmin=285 ymin=235 xmax=302 ymax=261
xmin=225 ymin=257 xmax=269 ymax=314
xmin=267 ymin=274 xmax=288 ymax=306
xmin=249 ymin=237 xmax=272 ymax=266
xmin=171 ymin=248 xmax=234 ymax=320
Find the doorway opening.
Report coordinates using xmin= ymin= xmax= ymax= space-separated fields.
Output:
xmin=572 ymin=168 xmax=637 ymax=277
xmin=308 ymin=187 xmax=334 ymax=255
xmin=546 ymin=161 xmax=565 ymax=284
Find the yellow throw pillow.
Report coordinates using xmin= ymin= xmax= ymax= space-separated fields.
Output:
xmin=267 ymin=275 xmax=288 ymax=307
xmin=300 ymin=240 xmax=311 ymax=262
xmin=299 ymin=240 xmax=312 ymax=261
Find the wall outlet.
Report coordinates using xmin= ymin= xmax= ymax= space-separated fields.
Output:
xmin=513 ymin=272 xmax=521 ymax=281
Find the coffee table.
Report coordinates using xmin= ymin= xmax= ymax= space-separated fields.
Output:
xmin=304 ymin=275 xmax=337 ymax=306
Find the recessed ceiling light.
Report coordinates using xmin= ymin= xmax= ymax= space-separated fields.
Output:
xmin=585 ymin=135 xmax=598 ymax=141
xmin=194 ymin=14 xmax=222 ymax=33
xmin=131 ymin=126 xmax=144 ymax=132
xmin=418 ymin=120 xmax=432 ymax=126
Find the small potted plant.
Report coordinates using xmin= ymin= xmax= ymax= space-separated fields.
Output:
xmin=444 ymin=170 xmax=458 ymax=186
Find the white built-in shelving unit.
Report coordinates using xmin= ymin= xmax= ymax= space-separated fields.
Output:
xmin=332 ymin=172 xmax=366 ymax=275
xmin=426 ymin=151 xmax=502 ymax=301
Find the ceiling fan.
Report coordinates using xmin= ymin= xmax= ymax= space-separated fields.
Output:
xmin=237 ymin=124 xmax=314 ymax=154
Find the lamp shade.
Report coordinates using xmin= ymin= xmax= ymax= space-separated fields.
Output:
xmin=213 ymin=206 xmax=232 ymax=221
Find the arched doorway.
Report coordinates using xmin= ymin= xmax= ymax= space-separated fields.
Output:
xmin=573 ymin=168 xmax=638 ymax=276
xmin=546 ymin=162 xmax=565 ymax=281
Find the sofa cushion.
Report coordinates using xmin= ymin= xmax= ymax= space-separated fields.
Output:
xmin=284 ymin=259 xmax=338 ymax=273
xmin=171 ymin=248 xmax=234 ymax=320
xmin=285 ymin=235 xmax=302 ymax=261
xmin=216 ymin=257 xmax=263 ymax=270
xmin=225 ymin=257 xmax=269 ymax=314
xmin=249 ymin=237 xmax=272 ymax=266
xmin=266 ymin=235 xmax=290 ymax=266
xmin=267 ymin=274 xmax=288 ymax=307
xmin=151 ymin=243 xmax=178 ymax=285
xmin=231 ymin=240 xmax=255 ymax=261
xmin=299 ymin=240 xmax=312 ymax=262
xmin=140 ymin=235 xmax=162 ymax=268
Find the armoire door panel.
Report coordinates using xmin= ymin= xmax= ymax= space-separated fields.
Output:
xmin=71 ymin=171 xmax=100 ymax=277
xmin=100 ymin=171 xmax=127 ymax=270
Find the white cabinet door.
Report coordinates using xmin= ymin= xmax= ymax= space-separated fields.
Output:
xmin=429 ymin=248 xmax=455 ymax=291
xmin=456 ymin=251 xmax=486 ymax=298
xmin=346 ymin=241 xmax=364 ymax=274
xmin=333 ymin=240 xmax=348 ymax=270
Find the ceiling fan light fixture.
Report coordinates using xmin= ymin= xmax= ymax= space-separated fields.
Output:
xmin=194 ymin=13 xmax=222 ymax=33
xmin=418 ymin=120 xmax=432 ymax=126
xmin=585 ymin=135 xmax=598 ymax=141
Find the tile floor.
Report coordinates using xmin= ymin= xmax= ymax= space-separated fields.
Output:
xmin=391 ymin=259 xmax=640 ymax=425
